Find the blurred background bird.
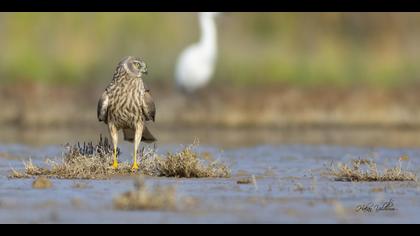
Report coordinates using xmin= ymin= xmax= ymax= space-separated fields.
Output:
xmin=175 ymin=12 xmax=220 ymax=94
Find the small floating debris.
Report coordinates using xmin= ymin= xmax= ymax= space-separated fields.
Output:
xmin=293 ymin=183 xmax=305 ymax=192
xmin=237 ymin=175 xmax=257 ymax=185
xmin=71 ymin=182 xmax=90 ymax=189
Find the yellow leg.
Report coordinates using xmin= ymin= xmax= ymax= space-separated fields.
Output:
xmin=132 ymin=124 xmax=143 ymax=171
xmin=132 ymin=146 xmax=139 ymax=170
xmin=109 ymin=124 xmax=119 ymax=169
xmin=112 ymin=146 xmax=118 ymax=169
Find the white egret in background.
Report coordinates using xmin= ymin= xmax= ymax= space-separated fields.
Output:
xmin=175 ymin=12 xmax=220 ymax=94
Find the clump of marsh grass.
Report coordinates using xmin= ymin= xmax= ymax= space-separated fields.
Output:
xmin=113 ymin=177 xmax=177 ymax=211
xmin=10 ymin=137 xmax=230 ymax=180
xmin=10 ymin=156 xmax=134 ymax=179
xmin=327 ymin=158 xmax=417 ymax=182
xmin=10 ymin=135 xmax=133 ymax=179
xmin=64 ymin=135 xmax=121 ymax=159
xmin=141 ymin=141 xmax=231 ymax=178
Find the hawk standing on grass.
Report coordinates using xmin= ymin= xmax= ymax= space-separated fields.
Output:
xmin=97 ymin=56 xmax=156 ymax=170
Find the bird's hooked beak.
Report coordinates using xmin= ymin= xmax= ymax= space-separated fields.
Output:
xmin=140 ymin=61 xmax=148 ymax=76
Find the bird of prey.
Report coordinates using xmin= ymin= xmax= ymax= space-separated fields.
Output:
xmin=97 ymin=56 xmax=156 ymax=170
xmin=175 ymin=12 xmax=220 ymax=94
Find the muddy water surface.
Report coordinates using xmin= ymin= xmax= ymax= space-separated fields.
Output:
xmin=1 ymin=141 xmax=420 ymax=223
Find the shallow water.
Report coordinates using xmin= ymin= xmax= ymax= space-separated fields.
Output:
xmin=1 ymin=142 xmax=420 ymax=224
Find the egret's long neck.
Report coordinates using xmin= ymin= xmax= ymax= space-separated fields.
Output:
xmin=198 ymin=14 xmax=217 ymax=59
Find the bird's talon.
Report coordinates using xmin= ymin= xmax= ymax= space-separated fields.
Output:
xmin=112 ymin=162 xmax=119 ymax=169
xmin=132 ymin=163 xmax=139 ymax=171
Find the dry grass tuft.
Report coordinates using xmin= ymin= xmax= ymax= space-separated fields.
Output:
xmin=141 ymin=142 xmax=231 ymax=178
xmin=327 ymin=158 xmax=417 ymax=182
xmin=9 ymin=137 xmax=230 ymax=180
xmin=9 ymin=136 xmax=134 ymax=179
xmin=113 ymin=177 xmax=176 ymax=211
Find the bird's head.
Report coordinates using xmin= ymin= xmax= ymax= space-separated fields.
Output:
xmin=120 ymin=56 xmax=148 ymax=78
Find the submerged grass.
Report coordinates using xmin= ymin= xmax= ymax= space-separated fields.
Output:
xmin=327 ymin=158 xmax=417 ymax=182
xmin=9 ymin=137 xmax=231 ymax=180
xmin=32 ymin=176 xmax=52 ymax=189
xmin=113 ymin=177 xmax=176 ymax=211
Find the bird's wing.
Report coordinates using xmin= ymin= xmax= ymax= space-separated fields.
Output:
xmin=141 ymin=86 xmax=156 ymax=122
xmin=145 ymin=90 xmax=156 ymax=121
xmin=97 ymin=92 xmax=109 ymax=122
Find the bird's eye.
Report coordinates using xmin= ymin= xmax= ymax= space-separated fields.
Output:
xmin=134 ymin=62 xmax=140 ymax=68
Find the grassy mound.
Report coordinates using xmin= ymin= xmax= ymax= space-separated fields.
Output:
xmin=147 ymin=143 xmax=231 ymax=178
xmin=326 ymin=158 xmax=417 ymax=182
xmin=10 ymin=137 xmax=231 ymax=180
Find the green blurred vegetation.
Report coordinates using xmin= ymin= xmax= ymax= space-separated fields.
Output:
xmin=1 ymin=12 xmax=420 ymax=87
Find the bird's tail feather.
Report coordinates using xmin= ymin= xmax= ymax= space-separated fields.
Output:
xmin=123 ymin=126 xmax=157 ymax=143
xmin=142 ymin=126 xmax=157 ymax=143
